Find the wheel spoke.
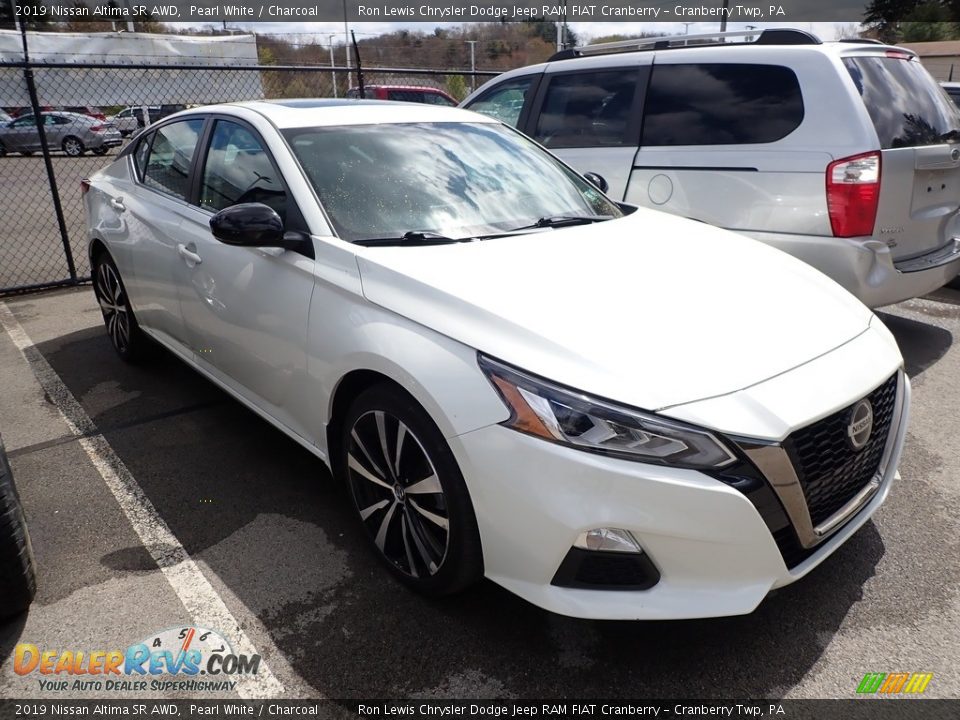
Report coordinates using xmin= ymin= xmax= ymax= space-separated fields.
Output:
xmin=359 ymin=498 xmax=390 ymax=521
xmin=401 ymin=515 xmax=419 ymax=578
xmin=405 ymin=473 xmax=441 ymax=495
xmin=350 ymin=429 xmax=388 ymax=481
xmin=406 ymin=508 xmax=439 ymax=574
xmin=409 ymin=498 xmax=449 ymax=530
xmin=374 ymin=501 xmax=398 ymax=551
xmin=347 ymin=452 xmax=391 ymax=490
xmin=375 ymin=411 xmax=395 ymax=481
xmin=394 ymin=421 xmax=407 ymax=478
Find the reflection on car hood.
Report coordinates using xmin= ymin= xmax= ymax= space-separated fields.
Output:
xmin=355 ymin=208 xmax=874 ymax=411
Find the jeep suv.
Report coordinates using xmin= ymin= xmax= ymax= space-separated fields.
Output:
xmin=462 ymin=29 xmax=960 ymax=307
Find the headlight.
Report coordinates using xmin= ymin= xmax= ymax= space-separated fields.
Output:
xmin=478 ymin=354 xmax=737 ymax=470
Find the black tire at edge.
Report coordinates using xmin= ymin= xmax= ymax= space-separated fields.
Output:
xmin=0 ymin=437 xmax=36 ymax=620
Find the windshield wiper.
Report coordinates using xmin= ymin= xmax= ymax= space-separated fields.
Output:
xmin=354 ymin=231 xmax=473 ymax=247
xmin=508 ymin=214 xmax=612 ymax=231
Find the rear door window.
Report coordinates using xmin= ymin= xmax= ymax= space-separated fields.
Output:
xmin=142 ymin=119 xmax=204 ymax=201
xmin=844 ymin=56 xmax=960 ymax=148
xmin=642 ymin=64 xmax=803 ymax=146
xmin=534 ymin=70 xmax=639 ymax=148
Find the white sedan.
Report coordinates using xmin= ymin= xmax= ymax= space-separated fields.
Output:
xmin=82 ymin=101 xmax=909 ymax=620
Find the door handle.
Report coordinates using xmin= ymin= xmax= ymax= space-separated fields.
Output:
xmin=177 ymin=243 xmax=203 ymax=265
xmin=109 ymin=197 xmax=125 ymax=212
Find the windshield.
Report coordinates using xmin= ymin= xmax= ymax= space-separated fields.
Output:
xmin=283 ymin=122 xmax=622 ymax=243
xmin=844 ymin=56 xmax=960 ymax=149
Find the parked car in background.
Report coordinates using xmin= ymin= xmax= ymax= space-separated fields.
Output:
xmin=83 ymin=100 xmax=909 ymax=620
xmin=0 ymin=110 xmax=10 ymax=125
xmin=347 ymin=85 xmax=457 ymax=105
xmin=57 ymin=105 xmax=107 ymax=121
xmin=463 ymin=29 xmax=960 ymax=307
xmin=0 ymin=111 xmax=122 ymax=157
xmin=108 ymin=105 xmax=188 ymax=137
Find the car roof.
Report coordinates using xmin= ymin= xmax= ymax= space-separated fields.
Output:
xmin=173 ymin=99 xmax=494 ymax=129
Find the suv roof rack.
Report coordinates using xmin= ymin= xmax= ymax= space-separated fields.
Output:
xmin=548 ymin=28 xmax=821 ymax=62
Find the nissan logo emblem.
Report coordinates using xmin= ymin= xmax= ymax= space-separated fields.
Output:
xmin=847 ymin=399 xmax=874 ymax=452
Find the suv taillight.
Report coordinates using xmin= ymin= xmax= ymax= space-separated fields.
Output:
xmin=89 ymin=124 xmax=103 ymax=132
xmin=826 ymin=151 xmax=881 ymax=238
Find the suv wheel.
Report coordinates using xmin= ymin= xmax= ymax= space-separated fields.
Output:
xmin=0 ymin=438 xmax=37 ymax=620
xmin=339 ymin=384 xmax=483 ymax=595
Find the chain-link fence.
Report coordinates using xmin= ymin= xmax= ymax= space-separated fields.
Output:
xmin=0 ymin=61 xmax=498 ymax=294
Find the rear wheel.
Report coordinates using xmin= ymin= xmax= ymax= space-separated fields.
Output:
xmin=93 ymin=147 xmax=109 ymax=156
xmin=0 ymin=437 xmax=36 ymax=620
xmin=339 ymin=384 xmax=483 ymax=596
xmin=93 ymin=253 xmax=148 ymax=362
xmin=0 ymin=141 xmax=6 ymax=157
xmin=62 ymin=136 xmax=84 ymax=157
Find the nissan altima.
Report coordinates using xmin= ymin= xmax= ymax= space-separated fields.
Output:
xmin=82 ymin=100 xmax=910 ymax=620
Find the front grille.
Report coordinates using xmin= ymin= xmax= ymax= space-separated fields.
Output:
xmin=785 ymin=374 xmax=898 ymax=527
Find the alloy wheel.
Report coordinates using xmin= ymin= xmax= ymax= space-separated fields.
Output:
xmin=63 ymin=138 xmax=83 ymax=156
xmin=346 ymin=410 xmax=450 ymax=578
xmin=95 ymin=261 xmax=130 ymax=353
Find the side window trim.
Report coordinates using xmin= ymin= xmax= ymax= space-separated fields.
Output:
xmin=526 ymin=66 xmax=648 ymax=149
xmin=194 ymin=114 xmax=309 ymax=236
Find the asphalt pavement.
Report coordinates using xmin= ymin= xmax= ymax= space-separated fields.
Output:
xmin=0 ymin=285 xmax=958 ymax=701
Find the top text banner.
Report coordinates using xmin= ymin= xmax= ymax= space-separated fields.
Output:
xmin=5 ymin=0 xmax=866 ymax=23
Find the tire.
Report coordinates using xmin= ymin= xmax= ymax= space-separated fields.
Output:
xmin=21 ymin=151 xmax=33 ymax=157
xmin=0 ymin=437 xmax=36 ymax=620
xmin=948 ymin=273 xmax=960 ymax=291
xmin=339 ymin=384 xmax=483 ymax=596
xmin=93 ymin=147 xmax=109 ymax=156
xmin=0 ymin=141 xmax=6 ymax=158
xmin=62 ymin=136 xmax=84 ymax=157
xmin=93 ymin=252 xmax=149 ymax=362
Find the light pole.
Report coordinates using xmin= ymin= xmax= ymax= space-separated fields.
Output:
xmin=682 ymin=22 xmax=694 ymax=35
xmin=720 ymin=0 xmax=729 ymax=32
xmin=327 ymin=33 xmax=338 ymax=97
xmin=465 ymin=40 xmax=477 ymax=92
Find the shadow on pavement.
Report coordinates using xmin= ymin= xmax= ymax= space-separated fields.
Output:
xmin=28 ymin=325 xmax=888 ymax=698
xmin=874 ymin=311 xmax=953 ymax=378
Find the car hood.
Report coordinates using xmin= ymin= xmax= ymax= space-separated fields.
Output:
xmin=355 ymin=208 xmax=874 ymax=411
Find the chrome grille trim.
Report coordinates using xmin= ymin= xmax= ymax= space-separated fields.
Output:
xmin=740 ymin=370 xmax=906 ymax=549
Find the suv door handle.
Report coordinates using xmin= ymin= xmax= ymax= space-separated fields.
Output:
xmin=109 ymin=197 xmax=125 ymax=212
xmin=177 ymin=243 xmax=203 ymax=265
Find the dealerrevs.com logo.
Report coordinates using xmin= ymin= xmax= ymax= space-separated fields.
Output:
xmin=13 ymin=626 xmax=260 ymax=693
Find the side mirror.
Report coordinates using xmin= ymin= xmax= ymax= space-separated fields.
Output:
xmin=210 ymin=203 xmax=298 ymax=249
xmin=583 ymin=172 xmax=609 ymax=193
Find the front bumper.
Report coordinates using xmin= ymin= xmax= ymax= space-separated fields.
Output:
xmin=744 ymin=232 xmax=960 ymax=308
xmin=450 ymin=353 xmax=909 ymax=621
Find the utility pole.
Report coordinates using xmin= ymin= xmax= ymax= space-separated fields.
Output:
xmin=343 ymin=0 xmax=351 ymax=89
xmin=12 ymin=0 xmax=20 ymax=32
xmin=327 ymin=33 xmax=338 ymax=98
xmin=465 ymin=40 xmax=477 ymax=92
xmin=720 ymin=0 xmax=729 ymax=32
xmin=682 ymin=22 xmax=694 ymax=34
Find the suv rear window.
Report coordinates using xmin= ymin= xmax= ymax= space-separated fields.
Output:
xmin=844 ymin=56 xmax=960 ymax=149
xmin=641 ymin=64 xmax=804 ymax=146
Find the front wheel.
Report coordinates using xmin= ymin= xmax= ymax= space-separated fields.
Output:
xmin=93 ymin=253 xmax=148 ymax=362
xmin=62 ymin=137 xmax=84 ymax=157
xmin=339 ymin=385 xmax=483 ymax=596
xmin=0 ymin=437 xmax=36 ymax=620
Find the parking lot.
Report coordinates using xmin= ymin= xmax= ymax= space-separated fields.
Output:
xmin=0 ymin=284 xmax=958 ymax=701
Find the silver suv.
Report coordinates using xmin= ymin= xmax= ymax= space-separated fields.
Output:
xmin=462 ymin=29 xmax=960 ymax=307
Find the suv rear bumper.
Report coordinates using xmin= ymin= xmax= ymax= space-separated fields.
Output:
xmin=743 ymin=232 xmax=960 ymax=308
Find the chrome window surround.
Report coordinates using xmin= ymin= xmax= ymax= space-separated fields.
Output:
xmin=739 ymin=371 xmax=906 ymax=549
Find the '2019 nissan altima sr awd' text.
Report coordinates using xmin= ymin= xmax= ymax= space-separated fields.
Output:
xmin=83 ymin=101 xmax=910 ymax=620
